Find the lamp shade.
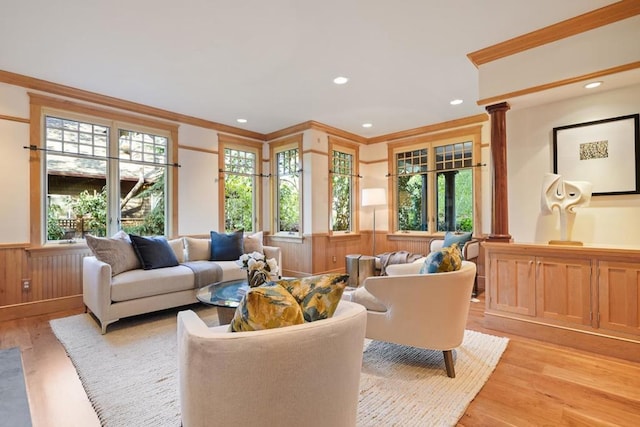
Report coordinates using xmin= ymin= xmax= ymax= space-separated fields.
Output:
xmin=362 ymin=188 xmax=386 ymax=207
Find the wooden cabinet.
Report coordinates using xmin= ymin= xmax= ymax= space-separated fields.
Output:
xmin=488 ymin=253 xmax=535 ymax=316
xmin=483 ymin=243 xmax=640 ymax=362
xmin=598 ymin=261 xmax=640 ymax=336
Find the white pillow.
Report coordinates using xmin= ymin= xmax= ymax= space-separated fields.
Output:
xmin=184 ymin=237 xmax=210 ymax=261
xmin=167 ymin=238 xmax=185 ymax=263
xmin=243 ymin=231 xmax=264 ymax=254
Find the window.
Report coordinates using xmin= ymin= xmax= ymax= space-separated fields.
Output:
xmin=329 ymin=139 xmax=358 ymax=234
xmin=220 ymin=138 xmax=261 ymax=232
xmin=32 ymin=94 xmax=177 ymax=244
xmin=391 ymin=128 xmax=479 ymax=234
xmin=272 ymin=136 xmax=302 ymax=236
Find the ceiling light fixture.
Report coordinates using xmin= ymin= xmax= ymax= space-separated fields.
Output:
xmin=362 ymin=123 xmax=372 ymax=128
xmin=236 ymin=118 xmax=247 ymax=123
xmin=584 ymin=81 xmax=602 ymax=89
xmin=450 ymin=99 xmax=463 ymax=105
xmin=333 ymin=76 xmax=349 ymax=85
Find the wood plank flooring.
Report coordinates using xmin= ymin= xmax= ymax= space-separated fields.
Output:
xmin=1 ymin=294 xmax=639 ymax=426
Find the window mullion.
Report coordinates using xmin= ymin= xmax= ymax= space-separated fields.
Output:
xmin=108 ymin=126 xmax=120 ymax=236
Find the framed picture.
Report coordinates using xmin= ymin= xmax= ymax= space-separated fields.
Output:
xmin=553 ymin=114 xmax=640 ymax=196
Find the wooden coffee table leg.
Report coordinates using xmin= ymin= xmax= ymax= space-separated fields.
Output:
xmin=217 ymin=307 xmax=236 ymax=325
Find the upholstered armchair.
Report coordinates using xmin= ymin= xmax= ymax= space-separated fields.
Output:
xmin=177 ymin=300 xmax=367 ymax=427
xmin=352 ymin=261 xmax=476 ymax=378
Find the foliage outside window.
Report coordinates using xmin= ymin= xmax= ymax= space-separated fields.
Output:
xmin=274 ymin=144 xmax=301 ymax=235
xmin=394 ymin=136 xmax=475 ymax=234
xmin=44 ymin=114 xmax=171 ymax=241
xmin=223 ymin=146 xmax=257 ymax=232
xmin=330 ymin=148 xmax=356 ymax=233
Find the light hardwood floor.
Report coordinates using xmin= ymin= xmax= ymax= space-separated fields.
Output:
xmin=1 ymin=294 xmax=639 ymax=427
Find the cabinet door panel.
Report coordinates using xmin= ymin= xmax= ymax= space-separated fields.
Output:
xmin=488 ymin=253 xmax=535 ymax=316
xmin=599 ymin=261 xmax=640 ymax=336
xmin=536 ymin=257 xmax=592 ymax=326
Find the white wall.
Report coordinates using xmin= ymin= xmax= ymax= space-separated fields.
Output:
xmin=507 ymin=83 xmax=640 ymax=247
xmin=0 ymin=83 xmax=31 ymax=244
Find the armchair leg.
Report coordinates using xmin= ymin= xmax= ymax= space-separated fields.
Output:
xmin=443 ymin=350 xmax=455 ymax=378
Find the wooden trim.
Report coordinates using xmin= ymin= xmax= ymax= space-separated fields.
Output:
xmin=368 ymin=114 xmax=488 ymax=144
xmin=265 ymin=120 xmax=367 ymax=144
xmin=467 ymin=0 xmax=640 ymax=67
xmin=0 ymin=242 xmax=29 ymax=249
xmin=218 ymin=133 xmax=264 ymax=150
xmin=0 ymin=295 xmax=84 ymax=322
xmin=0 ymin=114 xmax=29 ymax=124
xmin=178 ymin=145 xmax=218 ymax=155
xmin=477 ymin=61 xmax=640 ymax=106
xmin=0 ymin=69 xmax=265 ymax=140
xmin=29 ymin=92 xmax=178 ymax=132
xmin=387 ymin=125 xmax=483 ymax=149
xmin=170 ymin=128 xmax=179 ymax=237
xmin=360 ymin=158 xmax=387 ymax=165
xmin=302 ymin=148 xmax=328 ymax=157
xmin=29 ymin=102 xmax=42 ymax=246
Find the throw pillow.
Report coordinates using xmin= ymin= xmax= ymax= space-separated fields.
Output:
xmin=184 ymin=237 xmax=210 ymax=261
xmin=276 ymin=273 xmax=348 ymax=322
xmin=230 ymin=283 xmax=305 ymax=332
xmin=129 ymin=235 xmax=180 ymax=270
xmin=243 ymin=231 xmax=264 ymax=254
xmin=210 ymin=230 xmax=244 ymax=261
xmin=419 ymin=244 xmax=463 ymax=274
xmin=85 ymin=233 xmax=141 ymax=276
xmin=443 ymin=231 xmax=472 ymax=256
xmin=168 ymin=238 xmax=185 ymax=263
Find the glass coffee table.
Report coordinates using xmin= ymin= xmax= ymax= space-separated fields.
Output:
xmin=196 ymin=279 xmax=250 ymax=325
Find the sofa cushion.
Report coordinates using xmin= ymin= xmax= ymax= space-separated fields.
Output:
xmin=168 ymin=238 xmax=185 ymax=263
xmin=85 ymin=232 xmax=140 ymax=276
xmin=210 ymin=230 xmax=244 ymax=261
xmin=129 ymin=235 xmax=180 ymax=270
xmin=243 ymin=231 xmax=264 ymax=254
xmin=443 ymin=232 xmax=472 ymax=257
xmin=110 ymin=265 xmax=195 ymax=302
xmin=419 ymin=244 xmax=462 ymax=274
xmin=230 ymin=282 xmax=304 ymax=332
xmin=184 ymin=237 xmax=210 ymax=261
xmin=276 ymin=273 xmax=348 ymax=322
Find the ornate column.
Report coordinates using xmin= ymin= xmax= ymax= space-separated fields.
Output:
xmin=486 ymin=102 xmax=512 ymax=242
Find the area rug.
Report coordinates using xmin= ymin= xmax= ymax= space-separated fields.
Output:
xmin=50 ymin=307 xmax=508 ymax=427
xmin=0 ymin=347 xmax=33 ymax=427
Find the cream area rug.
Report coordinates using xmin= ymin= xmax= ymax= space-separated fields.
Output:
xmin=50 ymin=306 xmax=508 ymax=427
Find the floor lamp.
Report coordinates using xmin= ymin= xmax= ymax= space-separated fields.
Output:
xmin=362 ymin=188 xmax=386 ymax=256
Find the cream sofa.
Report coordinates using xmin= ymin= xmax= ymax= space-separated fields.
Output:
xmin=83 ymin=235 xmax=281 ymax=334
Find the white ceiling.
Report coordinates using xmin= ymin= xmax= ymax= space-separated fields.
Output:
xmin=0 ymin=0 xmax=619 ymax=137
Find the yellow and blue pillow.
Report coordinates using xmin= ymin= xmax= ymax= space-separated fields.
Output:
xmin=230 ymin=282 xmax=304 ymax=332
xmin=276 ymin=273 xmax=348 ymax=322
xmin=419 ymin=244 xmax=462 ymax=274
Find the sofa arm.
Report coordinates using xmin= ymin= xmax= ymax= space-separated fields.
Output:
xmin=263 ymin=246 xmax=282 ymax=276
xmin=82 ymin=256 xmax=113 ymax=326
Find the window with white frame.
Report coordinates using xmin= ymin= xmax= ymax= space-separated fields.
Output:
xmin=273 ymin=141 xmax=301 ymax=235
xmin=44 ymin=113 xmax=171 ymax=241
xmin=393 ymin=132 xmax=477 ymax=234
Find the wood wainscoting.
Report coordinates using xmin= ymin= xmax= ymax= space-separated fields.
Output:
xmin=0 ymin=244 xmax=90 ymax=322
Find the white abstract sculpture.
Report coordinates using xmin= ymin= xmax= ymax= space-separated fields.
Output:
xmin=540 ymin=173 xmax=592 ymax=245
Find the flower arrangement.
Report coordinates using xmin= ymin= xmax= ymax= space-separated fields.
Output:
xmin=237 ymin=251 xmax=278 ymax=287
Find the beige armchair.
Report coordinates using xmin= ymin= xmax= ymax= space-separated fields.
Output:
xmin=353 ymin=261 xmax=476 ymax=378
xmin=177 ymin=300 xmax=367 ymax=427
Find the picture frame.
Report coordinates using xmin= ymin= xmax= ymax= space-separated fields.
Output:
xmin=553 ymin=113 xmax=640 ymax=196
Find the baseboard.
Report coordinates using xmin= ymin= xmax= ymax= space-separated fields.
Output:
xmin=484 ymin=312 xmax=640 ymax=363
xmin=0 ymin=295 xmax=84 ymax=322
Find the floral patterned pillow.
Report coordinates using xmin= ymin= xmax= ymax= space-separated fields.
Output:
xmin=276 ymin=273 xmax=348 ymax=322
xmin=419 ymin=244 xmax=462 ymax=274
xmin=230 ymin=283 xmax=304 ymax=332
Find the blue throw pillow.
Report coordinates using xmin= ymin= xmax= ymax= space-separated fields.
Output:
xmin=129 ymin=235 xmax=180 ymax=270
xmin=210 ymin=230 xmax=244 ymax=261
xmin=443 ymin=231 xmax=472 ymax=258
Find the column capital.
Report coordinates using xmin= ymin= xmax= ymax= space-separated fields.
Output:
xmin=486 ymin=101 xmax=511 ymax=114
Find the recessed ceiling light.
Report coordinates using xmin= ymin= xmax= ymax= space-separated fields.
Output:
xmin=450 ymin=99 xmax=463 ymax=105
xmin=333 ymin=76 xmax=349 ymax=85
xmin=362 ymin=123 xmax=372 ymax=128
xmin=584 ymin=81 xmax=602 ymax=89
xmin=236 ymin=118 xmax=247 ymax=123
